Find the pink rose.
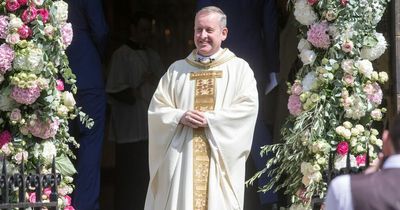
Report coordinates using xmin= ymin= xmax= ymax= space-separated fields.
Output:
xmin=342 ymin=74 xmax=355 ymax=86
xmin=10 ymin=108 xmax=22 ymax=121
xmin=64 ymin=195 xmax=72 ymax=206
xmin=56 ymin=79 xmax=64 ymax=91
xmin=17 ymin=0 xmax=27 ymax=5
xmin=6 ymin=0 xmax=20 ymax=12
xmin=28 ymin=192 xmax=36 ymax=203
xmin=18 ymin=25 xmax=32 ymax=39
xmin=341 ymin=40 xmax=353 ymax=53
xmin=64 ymin=206 xmax=75 ymax=210
xmin=356 ymin=154 xmax=366 ymax=166
xmin=21 ymin=7 xmax=38 ymax=23
xmin=37 ymin=9 xmax=49 ymax=23
xmin=337 ymin=141 xmax=349 ymax=156
xmin=0 ymin=130 xmax=12 ymax=148
xmin=307 ymin=0 xmax=318 ymax=5
xmin=291 ymin=83 xmax=303 ymax=95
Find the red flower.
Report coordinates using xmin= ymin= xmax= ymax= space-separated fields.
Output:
xmin=6 ymin=0 xmax=21 ymax=12
xmin=21 ymin=7 xmax=38 ymax=23
xmin=18 ymin=25 xmax=32 ymax=39
xmin=37 ymin=9 xmax=49 ymax=23
xmin=340 ymin=0 xmax=348 ymax=6
xmin=356 ymin=154 xmax=366 ymax=166
xmin=308 ymin=0 xmax=318 ymax=5
xmin=337 ymin=141 xmax=349 ymax=156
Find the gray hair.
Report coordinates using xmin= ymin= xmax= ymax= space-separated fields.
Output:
xmin=196 ymin=6 xmax=227 ymax=28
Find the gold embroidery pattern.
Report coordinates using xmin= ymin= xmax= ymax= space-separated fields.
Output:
xmin=190 ymin=71 xmax=222 ymax=210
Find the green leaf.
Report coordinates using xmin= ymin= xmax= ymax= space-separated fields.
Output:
xmin=55 ymin=154 xmax=77 ymax=176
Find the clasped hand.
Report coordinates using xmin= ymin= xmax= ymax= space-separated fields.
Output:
xmin=180 ymin=110 xmax=207 ymax=128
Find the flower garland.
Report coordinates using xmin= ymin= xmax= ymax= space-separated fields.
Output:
xmin=0 ymin=0 xmax=92 ymax=209
xmin=248 ymin=0 xmax=390 ymax=208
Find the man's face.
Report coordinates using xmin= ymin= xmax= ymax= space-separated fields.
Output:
xmin=194 ymin=12 xmax=227 ymax=56
xmin=131 ymin=18 xmax=152 ymax=45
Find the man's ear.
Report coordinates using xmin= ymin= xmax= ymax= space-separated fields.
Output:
xmin=221 ymin=27 xmax=228 ymax=41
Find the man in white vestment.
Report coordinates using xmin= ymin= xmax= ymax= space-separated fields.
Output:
xmin=145 ymin=6 xmax=259 ymax=210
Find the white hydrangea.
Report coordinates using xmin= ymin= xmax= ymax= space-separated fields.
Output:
xmin=361 ymin=32 xmax=387 ymax=61
xmin=13 ymin=47 xmax=44 ymax=73
xmin=294 ymin=0 xmax=317 ymax=26
xmin=52 ymin=1 xmax=69 ymax=24
xmin=356 ymin=59 xmax=373 ymax=78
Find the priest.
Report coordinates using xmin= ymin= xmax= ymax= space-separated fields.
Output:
xmin=145 ymin=6 xmax=258 ymax=210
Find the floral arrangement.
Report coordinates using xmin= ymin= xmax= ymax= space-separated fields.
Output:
xmin=248 ymin=0 xmax=390 ymax=208
xmin=0 ymin=0 xmax=91 ymax=209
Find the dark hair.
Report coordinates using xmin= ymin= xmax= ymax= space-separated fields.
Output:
xmin=129 ymin=11 xmax=154 ymax=27
xmin=389 ymin=113 xmax=400 ymax=153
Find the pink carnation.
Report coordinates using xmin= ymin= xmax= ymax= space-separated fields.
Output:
xmin=28 ymin=192 xmax=36 ymax=203
xmin=0 ymin=130 xmax=12 ymax=148
xmin=18 ymin=25 xmax=32 ymax=39
xmin=37 ymin=9 xmax=49 ymax=23
xmin=6 ymin=0 xmax=20 ymax=12
xmin=363 ymin=82 xmax=383 ymax=105
xmin=64 ymin=195 xmax=72 ymax=206
xmin=288 ymin=95 xmax=302 ymax=116
xmin=0 ymin=43 xmax=15 ymax=74
xmin=61 ymin=23 xmax=73 ymax=48
xmin=17 ymin=0 xmax=27 ymax=5
xmin=307 ymin=22 xmax=331 ymax=49
xmin=21 ymin=7 xmax=38 ymax=23
xmin=10 ymin=85 xmax=41 ymax=105
xmin=64 ymin=206 xmax=75 ymax=210
xmin=56 ymin=79 xmax=64 ymax=91
xmin=337 ymin=141 xmax=349 ymax=156
xmin=28 ymin=118 xmax=59 ymax=139
xmin=356 ymin=154 xmax=366 ymax=166
xmin=0 ymin=16 xmax=9 ymax=39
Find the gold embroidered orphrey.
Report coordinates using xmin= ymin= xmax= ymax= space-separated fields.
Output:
xmin=190 ymin=70 xmax=222 ymax=210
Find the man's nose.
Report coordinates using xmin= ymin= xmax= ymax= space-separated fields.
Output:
xmin=200 ymin=30 xmax=207 ymax=38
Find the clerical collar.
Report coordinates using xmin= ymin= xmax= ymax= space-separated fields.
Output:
xmin=126 ymin=40 xmax=146 ymax=50
xmin=195 ymin=48 xmax=223 ymax=64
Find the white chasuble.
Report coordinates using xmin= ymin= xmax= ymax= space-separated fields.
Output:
xmin=145 ymin=49 xmax=258 ymax=210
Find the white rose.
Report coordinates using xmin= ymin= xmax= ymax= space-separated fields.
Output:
xmin=62 ymin=91 xmax=76 ymax=108
xmin=299 ymin=49 xmax=316 ymax=65
xmin=13 ymin=151 xmax=28 ymax=164
xmin=350 ymin=137 xmax=357 ymax=147
xmin=355 ymin=124 xmax=365 ymax=133
xmin=6 ymin=33 xmax=20 ymax=45
xmin=356 ymin=60 xmax=373 ymax=78
xmin=343 ymin=129 xmax=352 ymax=139
xmin=343 ymin=121 xmax=353 ymax=129
xmin=41 ymin=141 xmax=57 ymax=163
xmin=351 ymin=128 xmax=360 ymax=136
xmin=57 ymin=105 xmax=69 ymax=117
xmin=378 ymin=71 xmax=388 ymax=83
xmin=371 ymin=129 xmax=379 ymax=136
xmin=375 ymin=139 xmax=383 ymax=147
xmin=297 ymin=38 xmax=311 ymax=52
xmin=341 ymin=59 xmax=355 ymax=74
xmin=9 ymin=15 xmax=23 ymax=30
xmin=371 ymin=109 xmax=383 ymax=121
xmin=335 ymin=126 xmax=345 ymax=135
